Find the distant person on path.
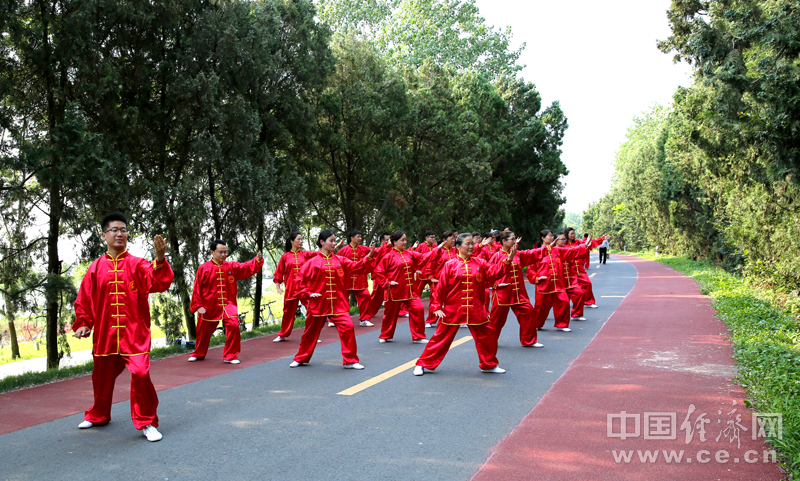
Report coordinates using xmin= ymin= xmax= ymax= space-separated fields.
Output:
xmin=598 ymin=237 xmax=609 ymax=265
xmin=273 ymin=232 xmax=316 ymax=342
xmin=72 ymin=212 xmax=174 ymax=442
xmin=188 ymin=240 xmax=264 ymax=364
xmin=413 ymin=233 xmax=516 ymax=376
xmin=336 ymin=230 xmax=375 ymax=327
xmin=289 ymin=230 xmax=375 ymax=370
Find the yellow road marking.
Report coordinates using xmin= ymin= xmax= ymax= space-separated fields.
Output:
xmin=590 ymin=273 xmax=597 ymax=278
xmin=337 ymin=335 xmax=474 ymax=396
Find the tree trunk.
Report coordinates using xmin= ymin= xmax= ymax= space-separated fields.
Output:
xmin=3 ymin=293 xmax=20 ymax=359
xmin=209 ymin=166 xmax=221 ymax=239
xmin=252 ymin=221 xmax=264 ymax=329
xmin=45 ymin=180 xmax=62 ymax=369
xmin=168 ymin=234 xmax=197 ymax=340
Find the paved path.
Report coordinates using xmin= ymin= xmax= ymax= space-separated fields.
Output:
xmin=471 ymin=254 xmax=783 ymax=480
xmin=0 ymin=254 xmax=781 ymax=480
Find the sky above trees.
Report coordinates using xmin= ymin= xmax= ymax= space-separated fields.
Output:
xmin=474 ymin=0 xmax=693 ymax=213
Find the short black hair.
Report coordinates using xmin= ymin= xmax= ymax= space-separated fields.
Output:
xmin=499 ymin=231 xmax=515 ymax=242
xmin=540 ymin=229 xmax=552 ymax=240
xmin=425 ymin=230 xmax=436 ymax=237
xmin=379 ymin=232 xmax=391 ymax=243
xmin=584 ymin=233 xmax=589 ymax=238
xmin=472 ymin=231 xmax=481 ymax=237
xmin=209 ymin=240 xmax=227 ymax=252
xmin=348 ymin=230 xmax=362 ymax=242
xmin=101 ymin=212 xmax=128 ymax=232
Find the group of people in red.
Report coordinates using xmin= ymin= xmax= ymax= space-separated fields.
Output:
xmin=71 ymin=212 xmax=606 ymax=442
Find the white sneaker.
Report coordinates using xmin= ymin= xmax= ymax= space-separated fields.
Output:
xmin=273 ymin=336 xmax=285 ymax=342
xmin=572 ymin=317 xmax=586 ymax=321
xmin=328 ymin=321 xmax=334 ymax=327
xmin=460 ymin=324 xmax=468 ymax=328
xmin=289 ymin=361 xmax=306 ymax=368
xmin=187 ymin=356 xmax=198 ymax=362
xmin=413 ymin=365 xmax=425 ymax=376
xmin=223 ymin=359 xmax=240 ymax=364
xmin=399 ymin=313 xmax=409 ymax=317
xmin=412 ymin=339 xmax=429 ymax=344
xmin=317 ymin=339 xmax=321 ymax=342
xmin=344 ymin=363 xmax=365 ymax=370
xmin=424 ymin=323 xmax=432 ymax=328
xmin=532 ymin=342 xmax=544 ymax=348
xmin=78 ymin=420 xmax=93 ymax=429
xmin=379 ymin=338 xmax=388 ymax=343
xmin=142 ymin=424 xmax=162 ymax=442
xmin=359 ymin=320 xmax=374 ymax=327
xmin=587 ymin=304 xmax=599 ymax=309
xmin=481 ymin=366 xmax=506 ymax=373
xmin=557 ymin=327 xmax=572 ymax=332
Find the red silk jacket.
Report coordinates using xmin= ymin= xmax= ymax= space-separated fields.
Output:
xmin=190 ymin=256 xmax=264 ymax=321
xmin=273 ymin=250 xmax=316 ymax=300
xmin=297 ymin=251 xmax=374 ymax=317
xmin=375 ymin=247 xmax=441 ymax=301
xmin=430 ymin=254 xmax=512 ymax=325
xmin=73 ymin=251 xmax=174 ymax=356
xmin=337 ymin=244 xmax=372 ymax=291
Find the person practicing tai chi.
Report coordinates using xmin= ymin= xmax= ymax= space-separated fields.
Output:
xmin=72 ymin=212 xmax=174 ymax=442
xmin=364 ymin=232 xmax=393 ymax=320
xmin=289 ymin=230 xmax=375 ymax=370
xmin=273 ymin=232 xmax=316 ymax=342
xmin=374 ymin=231 xmax=443 ymax=344
xmin=488 ymin=231 xmax=544 ymax=347
xmin=423 ymin=230 xmax=458 ymax=328
xmin=565 ymin=228 xmax=602 ymax=309
xmin=414 ymin=233 xmax=516 ymax=376
xmin=412 ymin=231 xmax=438 ymax=308
xmin=337 ymin=230 xmax=375 ymax=327
xmin=554 ymin=232 xmax=587 ymax=322
xmin=188 ymin=240 xmax=264 ymax=364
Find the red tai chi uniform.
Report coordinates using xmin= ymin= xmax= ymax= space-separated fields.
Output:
xmin=337 ymin=243 xmax=373 ymax=322
xmin=527 ymin=245 xmax=588 ymax=329
xmin=375 ymin=247 xmax=441 ymax=341
xmin=73 ymin=251 xmax=174 ymax=429
xmin=488 ymin=247 xmax=545 ymax=346
xmin=562 ymin=253 xmax=586 ymax=319
xmin=412 ymin=241 xmax=437 ymax=300
xmin=274 ymin=250 xmax=316 ymax=338
xmin=567 ymin=238 xmax=603 ymax=307
xmin=293 ymin=251 xmax=374 ymax=365
xmin=364 ymin=242 xmax=393 ymax=319
xmin=423 ymin=246 xmax=458 ymax=326
xmin=190 ymin=256 xmax=264 ymax=361
xmin=416 ymin=254 xmax=511 ymax=371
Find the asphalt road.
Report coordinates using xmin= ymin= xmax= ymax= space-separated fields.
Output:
xmin=0 ymin=254 xmax=637 ymax=481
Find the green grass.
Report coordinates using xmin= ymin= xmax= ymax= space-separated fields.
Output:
xmin=0 ymin=318 xmax=304 ymax=395
xmin=625 ymin=251 xmax=800 ymax=478
xmin=0 ymin=326 xmax=167 ymax=366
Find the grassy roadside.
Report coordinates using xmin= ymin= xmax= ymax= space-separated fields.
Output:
xmin=619 ymin=251 xmax=800 ymax=478
xmin=0 ymin=318 xmax=304 ymax=395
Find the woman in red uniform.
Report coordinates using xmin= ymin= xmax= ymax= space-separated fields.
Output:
xmin=273 ymin=233 xmax=316 ymax=342
xmin=364 ymin=232 xmax=393 ymax=319
xmin=414 ymin=233 xmax=516 ymax=376
xmin=374 ymin=231 xmax=443 ymax=344
xmin=290 ymin=230 xmax=375 ymax=369
xmin=553 ymin=232 xmax=587 ymax=321
xmin=424 ymin=230 xmax=458 ymax=328
xmin=565 ymin=228 xmax=601 ymax=309
xmin=488 ymin=231 xmax=545 ymax=347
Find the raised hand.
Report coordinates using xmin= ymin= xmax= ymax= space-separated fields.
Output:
xmin=481 ymin=237 xmax=491 ymax=246
xmin=334 ymin=238 xmax=345 ymax=250
xmin=368 ymin=242 xmax=376 ymax=257
xmin=412 ymin=241 xmax=419 ymax=250
xmin=256 ymin=251 xmax=264 ymax=262
xmin=154 ymin=235 xmax=167 ymax=261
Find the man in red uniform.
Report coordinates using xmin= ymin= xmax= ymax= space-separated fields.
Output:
xmin=337 ymin=230 xmax=375 ymax=327
xmin=188 ymin=240 xmax=264 ymax=364
xmin=412 ymin=231 xmax=438 ymax=301
xmin=73 ymin=212 xmax=174 ymax=442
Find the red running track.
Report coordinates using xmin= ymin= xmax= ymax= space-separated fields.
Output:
xmin=472 ymin=255 xmax=784 ymax=481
